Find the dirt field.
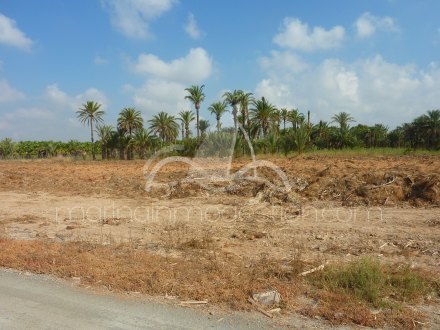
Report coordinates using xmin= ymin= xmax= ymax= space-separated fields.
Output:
xmin=0 ymin=155 xmax=439 ymax=328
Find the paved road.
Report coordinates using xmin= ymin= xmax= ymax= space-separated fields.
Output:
xmin=0 ymin=268 xmax=272 ymax=330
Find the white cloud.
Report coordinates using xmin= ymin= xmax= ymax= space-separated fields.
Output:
xmin=259 ymin=50 xmax=309 ymax=77
xmin=101 ymin=0 xmax=176 ymax=39
xmin=273 ymin=18 xmax=345 ymax=52
xmin=184 ymin=13 xmax=202 ymax=39
xmin=132 ymin=47 xmax=213 ymax=84
xmin=256 ymin=51 xmax=440 ymax=126
xmin=133 ymin=79 xmax=189 ymax=114
xmin=355 ymin=12 xmax=399 ymax=38
xmin=0 ymin=79 xmax=25 ymax=102
xmin=0 ymin=84 xmax=109 ymax=140
xmin=45 ymin=84 xmax=108 ymax=111
xmin=10 ymin=107 xmax=54 ymax=120
xmin=128 ymin=48 xmax=214 ymax=115
xmin=45 ymin=84 xmax=70 ymax=106
xmin=0 ymin=13 xmax=33 ymax=51
xmin=94 ymin=56 xmax=110 ymax=65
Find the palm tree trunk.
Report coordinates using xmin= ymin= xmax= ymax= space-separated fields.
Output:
xmin=128 ymin=128 xmax=132 ymax=160
xmin=90 ymin=121 xmax=95 ymax=160
xmin=196 ymin=105 xmax=200 ymax=139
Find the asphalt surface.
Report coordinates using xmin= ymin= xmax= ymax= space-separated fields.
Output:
xmin=0 ymin=268 xmax=271 ymax=330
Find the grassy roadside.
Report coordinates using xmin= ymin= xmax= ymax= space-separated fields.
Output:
xmin=0 ymin=237 xmax=437 ymax=328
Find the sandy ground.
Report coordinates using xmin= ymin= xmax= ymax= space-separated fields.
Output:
xmin=0 ymin=191 xmax=439 ymax=273
xmin=0 ymin=156 xmax=439 ymax=328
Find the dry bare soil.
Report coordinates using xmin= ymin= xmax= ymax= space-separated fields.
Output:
xmin=0 ymin=155 xmax=439 ymax=328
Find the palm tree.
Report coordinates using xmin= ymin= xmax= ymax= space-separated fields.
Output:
xmin=96 ymin=124 xmax=113 ymax=160
xmin=288 ymin=109 xmax=304 ymax=129
xmin=76 ymin=101 xmax=104 ymax=160
xmin=312 ymin=120 xmax=331 ymax=148
xmin=208 ymin=101 xmax=228 ymax=132
xmin=280 ymin=108 xmax=289 ymax=131
xmin=178 ymin=110 xmax=195 ymax=140
xmin=223 ymin=89 xmax=244 ymax=129
xmin=132 ymin=129 xmax=152 ymax=159
xmin=117 ymin=107 xmax=143 ymax=160
xmin=271 ymin=109 xmax=281 ymax=135
xmin=199 ymin=119 xmax=210 ymax=138
xmin=331 ymin=112 xmax=355 ymax=149
xmin=184 ymin=85 xmax=205 ymax=139
xmin=332 ymin=112 xmax=355 ymax=131
xmin=250 ymin=97 xmax=277 ymax=138
xmin=117 ymin=107 xmax=143 ymax=136
xmin=369 ymin=124 xmax=388 ymax=147
xmin=149 ymin=112 xmax=179 ymax=143
xmin=239 ymin=92 xmax=254 ymax=132
xmin=292 ymin=124 xmax=310 ymax=154
xmin=424 ymin=110 xmax=440 ymax=149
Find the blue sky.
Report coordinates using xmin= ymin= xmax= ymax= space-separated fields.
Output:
xmin=0 ymin=0 xmax=439 ymax=140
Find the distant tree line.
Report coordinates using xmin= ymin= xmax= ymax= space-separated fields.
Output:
xmin=0 ymin=85 xmax=439 ymax=159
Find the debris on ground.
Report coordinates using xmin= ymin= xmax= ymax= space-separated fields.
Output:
xmin=251 ymin=290 xmax=281 ymax=306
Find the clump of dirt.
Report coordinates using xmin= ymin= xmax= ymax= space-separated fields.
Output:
xmin=303 ymin=170 xmax=439 ymax=207
xmin=150 ymin=177 xmax=301 ymax=206
xmin=409 ymin=175 xmax=439 ymax=202
xmin=1 ymin=155 xmax=439 ymax=207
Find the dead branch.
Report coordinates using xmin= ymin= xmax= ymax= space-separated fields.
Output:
xmin=247 ymin=297 xmax=274 ymax=318
xmin=369 ymin=177 xmax=395 ymax=190
xmin=298 ymin=262 xmax=328 ymax=276
xmin=179 ymin=300 xmax=208 ymax=305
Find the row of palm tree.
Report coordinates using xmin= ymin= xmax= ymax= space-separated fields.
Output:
xmin=34 ymin=85 xmax=430 ymax=159
xmin=1 ymin=111 xmax=436 ymax=160
xmin=72 ymin=85 xmax=440 ymax=160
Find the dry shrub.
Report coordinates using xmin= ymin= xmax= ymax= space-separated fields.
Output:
xmin=0 ymin=238 xmax=435 ymax=328
xmin=302 ymin=290 xmax=425 ymax=329
xmin=0 ymin=238 xmax=305 ymax=310
xmin=301 ymin=290 xmax=379 ymax=327
xmin=410 ymin=175 xmax=439 ymax=202
xmin=303 ymin=257 xmax=433 ymax=328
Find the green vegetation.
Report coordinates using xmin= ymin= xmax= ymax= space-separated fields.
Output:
xmin=76 ymin=101 xmax=104 ymax=160
xmin=208 ymin=101 xmax=228 ymax=132
xmin=0 ymin=85 xmax=439 ymax=160
xmin=184 ymin=85 xmax=205 ymax=139
xmin=309 ymin=257 xmax=431 ymax=308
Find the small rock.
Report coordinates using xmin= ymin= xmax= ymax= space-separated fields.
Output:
xmin=72 ymin=277 xmax=81 ymax=284
xmin=252 ymin=290 xmax=281 ymax=306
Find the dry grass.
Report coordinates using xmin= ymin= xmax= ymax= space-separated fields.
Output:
xmin=0 ymin=236 xmax=436 ymax=328
xmin=0 ymin=237 xmax=305 ymax=311
xmin=301 ymin=290 xmax=426 ymax=328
